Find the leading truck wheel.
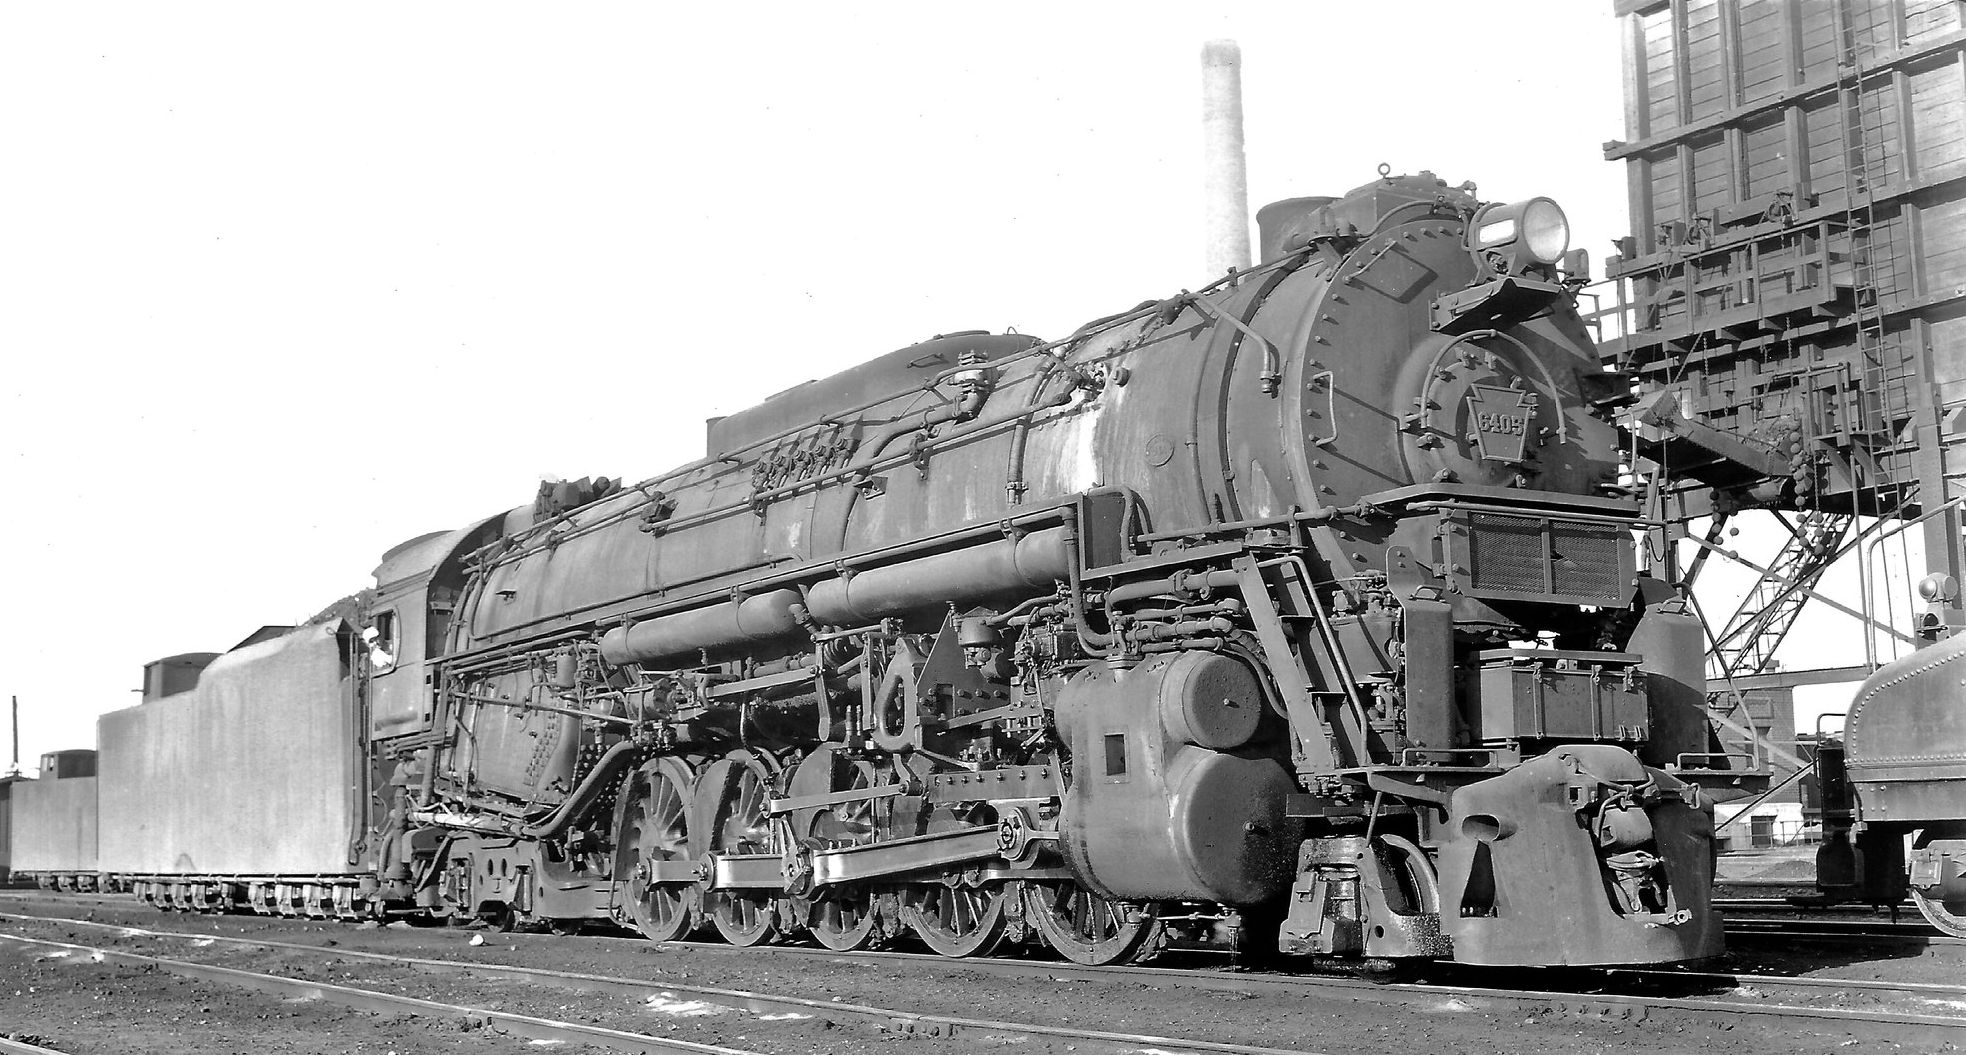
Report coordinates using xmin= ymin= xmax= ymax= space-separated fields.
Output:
xmin=1026 ymin=881 xmax=1161 ymax=965
xmin=616 ymin=758 xmax=699 ymax=943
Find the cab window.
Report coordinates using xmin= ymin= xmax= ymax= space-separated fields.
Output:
xmin=365 ymin=611 xmax=398 ymax=674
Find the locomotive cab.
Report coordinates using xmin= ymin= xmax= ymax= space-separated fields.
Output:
xmin=367 ymin=526 xmax=479 ymax=741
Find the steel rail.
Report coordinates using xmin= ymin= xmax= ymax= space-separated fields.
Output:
xmin=1716 ymin=876 xmax=1849 ymax=888
xmin=0 ymin=1039 xmax=65 ymax=1055
xmin=659 ymin=939 xmax=1966 ymax=1028
xmin=1723 ymin=919 xmax=1966 ymax=952
xmin=1714 ymin=896 xmax=1909 ymax=908
xmin=652 ymin=942 xmax=1966 ymax=1038
xmin=1726 ymin=917 xmax=1943 ymax=936
xmin=11 ymin=903 xmax=1950 ymax=1045
xmin=1610 ymin=964 xmax=1966 ymax=999
xmin=652 ymin=942 xmax=1966 ymax=1043
xmin=0 ymin=915 xmax=1327 ymax=1055
xmin=0 ymin=931 xmax=755 ymax=1055
xmin=3 ymin=907 xmax=1958 ymax=1044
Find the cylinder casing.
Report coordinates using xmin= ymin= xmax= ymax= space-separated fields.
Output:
xmin=1053 ymin=653 xmax=1298 ymax=904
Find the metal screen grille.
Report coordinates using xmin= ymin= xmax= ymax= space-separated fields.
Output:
xmin=1460 ymin=511 xmax=1627 ymax=604
xmin=1549 ymin=520 xmax=1624 ymax=599
xmin=1467 ymin=513 xmax=1546 ymax=595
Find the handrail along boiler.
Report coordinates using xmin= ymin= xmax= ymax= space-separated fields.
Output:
xmin=333 ymin=173 xmax=1735 ymax=967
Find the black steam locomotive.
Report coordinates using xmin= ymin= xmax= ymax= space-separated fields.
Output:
xmin=77 ymin=171 xmax=1745 ymax=968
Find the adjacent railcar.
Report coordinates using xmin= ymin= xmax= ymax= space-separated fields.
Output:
xmin=11 ymin=751 xmax=99 ymax=891
xmin=98 ymin=622 xmax=380 ymax=915
xmin=1813 ymin=587 xmax=1966 ymax=936
xmin=0 ymin=773 xmax=18 ymax=885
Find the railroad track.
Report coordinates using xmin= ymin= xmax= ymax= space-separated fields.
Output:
xmin=4 ymin=908 xmax=1964 ymax=1049
xmin=13 ymin=887 xmax=1956 ymax=947
xmin=0 ymin=916 xmax=1318 ymax=1055
xmin=1724 ymin=916 xmax=1960 ymax=941
xmin=1714 ymin=896 xmax=1909 ymax=911
xmin=0 ymin=930 xmax=753 ymax=1055
xmin=15 ymin=887 xmax=1950 ymax=951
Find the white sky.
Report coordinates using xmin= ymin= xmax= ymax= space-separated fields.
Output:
xmin=0 ymin=2 xmax=1904 ymax=772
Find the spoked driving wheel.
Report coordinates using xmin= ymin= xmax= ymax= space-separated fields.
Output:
xmin=705 ymin=751 xmax=781 ymax=947
xmin=806 ymin=757 xmax=884 ymax=951
xmin=615 ymin=757 xmax=698 ymax=943
xmin=808 ymin=884 xmax=881 ymax=951
xmin=903 ymin=881 xmax=1009 ymax=957
xmin=1026 ymin=881 xmax=1161 ymax=965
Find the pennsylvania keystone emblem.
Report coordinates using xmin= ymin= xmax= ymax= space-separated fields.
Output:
xmin=1466 ymin=384 xmax=1536 ymax=463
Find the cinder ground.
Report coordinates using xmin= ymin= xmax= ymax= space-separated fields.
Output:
xmin=0 ymin=939 xmax=606 ymax=1055
xmin=0 ymin=891 xmax=1956 ymax=1055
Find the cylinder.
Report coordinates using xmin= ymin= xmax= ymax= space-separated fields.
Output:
xmin=805 ymin=528 xmax=1069 ymax=625
xmin=599 ymin=589 xmax=804 ymax=665
xmin=1201 ymin=39 xmax=1252 ymax=276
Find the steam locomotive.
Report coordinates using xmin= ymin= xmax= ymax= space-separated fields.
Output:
xmin=52 ymin=171 xmax=1746 ymax=968
xmin=1810 ymin=584 xmax=1966 ymax=937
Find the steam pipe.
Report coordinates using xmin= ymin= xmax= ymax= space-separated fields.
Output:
xmin=518 ymin=739 xmax=643 ymax=841
xmin=1059 ymin=507 xmax=1114 ymax=655
xmin=984 ymin=592 xmax=1068 ymax=627
xmin=1105 ymin=569 xmax=1242 ymax=605
xmin=1125 ymin=616 xmax=1236 ymax=643
xmin=1004 ymin=360 xmax=1065 ymax=504
xmin=1123 ymin=598 xmax=1243 ymax=621
xmin=1141 ymin=636 xmax=1227 ymax=654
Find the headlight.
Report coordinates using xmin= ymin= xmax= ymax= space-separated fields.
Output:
xmin=1521 ymin=198 xmax=1569 ymax=263
xmin=1470 ymin=197 xmax=1570 ymax=275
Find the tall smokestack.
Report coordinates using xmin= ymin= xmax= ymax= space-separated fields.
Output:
xmin=1201 ymin=39 xmax=1252 ymax=277
xmin=9 ymin=695 xmax=16 ymax=775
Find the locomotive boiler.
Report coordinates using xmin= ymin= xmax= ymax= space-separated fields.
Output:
xmin=125 ymin=171 xmax=1735 ymax=969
